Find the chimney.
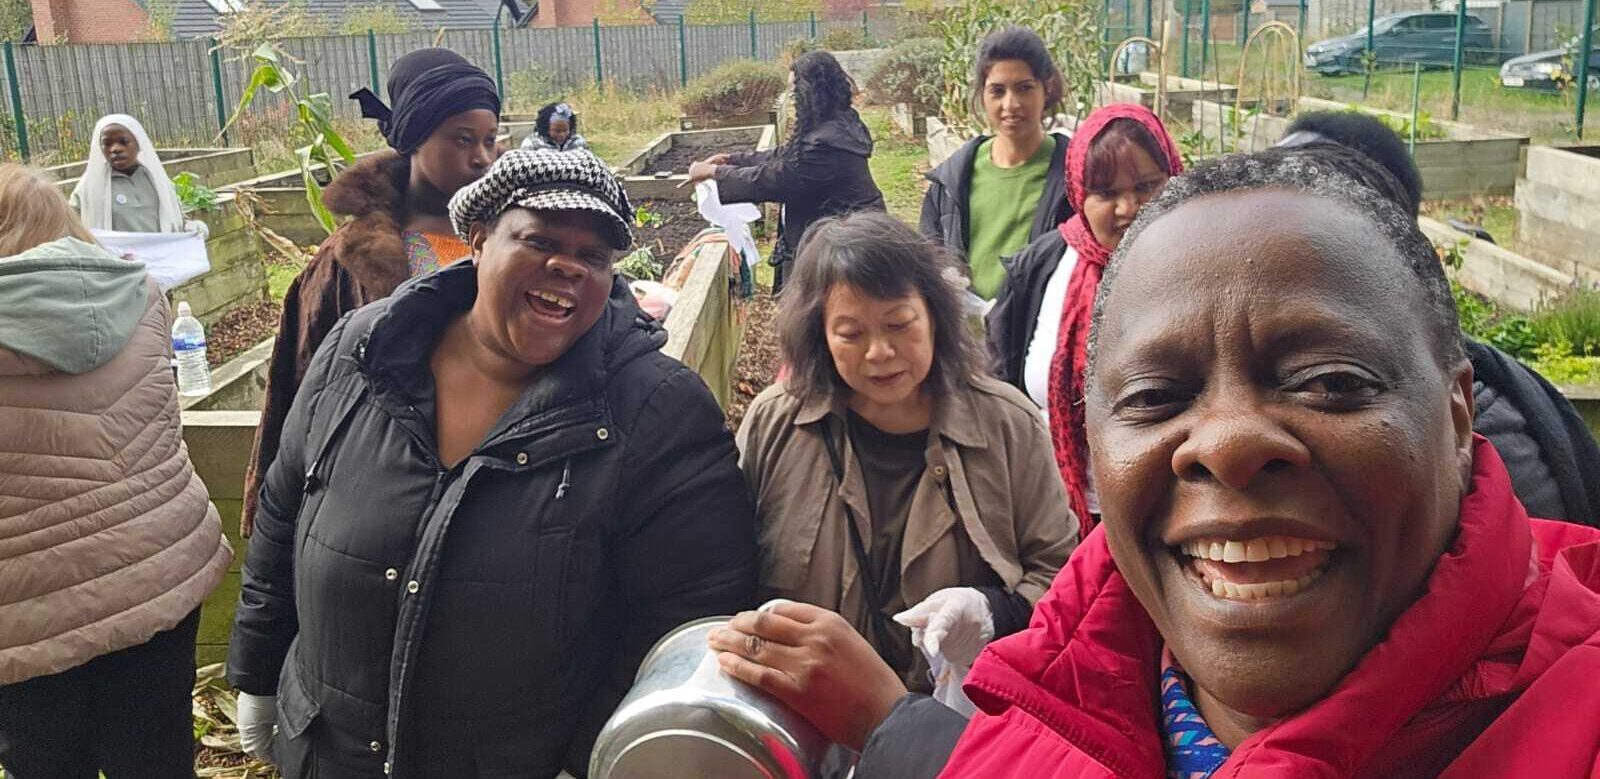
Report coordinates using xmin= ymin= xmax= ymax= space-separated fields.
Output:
xmin=28 ymin=0 xmax=70 ymax=43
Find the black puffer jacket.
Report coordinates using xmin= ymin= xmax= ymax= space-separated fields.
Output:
xmin=919 ymin=134 xmax=1071 ymax=262
xmin=228 ymin=264 xmax=758 ymax=778
xmin=983 ymin=228 xmax=1067 ymax=390
xmin=716 ymin=108 xmax=886 ymax=288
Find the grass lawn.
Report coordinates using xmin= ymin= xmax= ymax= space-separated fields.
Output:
xmin=860 ymin=105 xmax=930 ymax=225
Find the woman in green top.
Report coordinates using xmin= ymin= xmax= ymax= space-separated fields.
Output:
xmin=70 ymin=114 xmax=185 ymax=234
xmin=920 ymin=27 xmax=1073 ymax=301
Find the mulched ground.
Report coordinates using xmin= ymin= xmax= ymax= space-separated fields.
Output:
xmin=642 ymin=128 xmax=764 ymax=175
xmin=205 ymin=299 xmax=280 ymax=368
xmin=634 ymin=197 xmax=712 ymax=259
xmin=726 ymin=286 xmax=779 ymax=433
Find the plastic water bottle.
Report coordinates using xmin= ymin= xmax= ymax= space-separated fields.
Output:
xmin=171 ymin=301 xmax=212 ymax=397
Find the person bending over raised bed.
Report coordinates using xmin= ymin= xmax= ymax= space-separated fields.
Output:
xmin=986 ymin=103 xmax=1183 ymax=538
xmin=240 ymin=47 xmax=500 ymax=538
xmin=0 ymin=163 xmax=231 ymax=778
xmin=71 ymin=113 xmax=191 ymax=234
xmin=520 ymin=101 xmax=590 ymax=153
xmin=685 ymin=51 xmax=886 ymax=293
xmin=1276 ymin=110 xmax=1600 ymax=528
xmin=920 ymin=27 xmax=1073 ymax=302
xmin=709 ymin=146 xmax=1600 ymax=779
xmin=228 ymin=149 xmax=757 ymax=778
xmin=735 ymin=212 xmax=1076 ymax=723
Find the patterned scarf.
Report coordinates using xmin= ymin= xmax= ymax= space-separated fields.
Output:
xmin=1045 ymin=104 xmax=1183 ymax=538
xmin=1161 ymin=649 xmax=1232 ymax=778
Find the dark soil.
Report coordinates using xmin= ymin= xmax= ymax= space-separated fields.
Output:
xmin=726 ymin=286 xmax=779 ymax=433
xmin=633 ymin=197 xmax=711 ymax=259
xmin=206 ymin=299 xmax=280 ymax=368
xmin=643 ymin=128 xmax=764 ymax=175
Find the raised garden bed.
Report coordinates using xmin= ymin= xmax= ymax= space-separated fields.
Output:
xmin=617 ymin=125 xmax=775 ymax=200
xmin=40 ymin=147 xmax=258 ymax=194
xmin=1515 ymin=145 xmax=1600 ymax=284
xmin=1192 ymin=96 xmax=1529 ymax=199
xmin=633 ymin=197 xmax=712 ymax=260
xmin=1096 ymin=73 xmax=1239 ymax=116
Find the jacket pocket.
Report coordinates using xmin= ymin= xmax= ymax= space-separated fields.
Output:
xmin=534 ymin=527 xmax=577 ymax=646
xmin=276 ymin=660 xmax=322 ymax=742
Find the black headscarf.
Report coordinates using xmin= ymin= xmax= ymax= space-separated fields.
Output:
xmin=350 ymin=48 xmax=500 ymax=155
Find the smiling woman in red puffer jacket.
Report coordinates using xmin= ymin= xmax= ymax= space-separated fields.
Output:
xmin=0 ymin=163 xmax=231 ymax=778
xmin=706 ymin=147 xmax=1600 ymax=779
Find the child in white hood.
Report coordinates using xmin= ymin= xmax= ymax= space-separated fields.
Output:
xmin=69 ymin=114 xmax=185 ymax=233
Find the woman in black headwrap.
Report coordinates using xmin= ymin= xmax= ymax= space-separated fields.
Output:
xmin=241 ymin=48 xmax=500 ymax=539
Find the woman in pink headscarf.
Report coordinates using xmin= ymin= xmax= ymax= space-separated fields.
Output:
xmin=985 ymin=103 xmax=1183 ymax=539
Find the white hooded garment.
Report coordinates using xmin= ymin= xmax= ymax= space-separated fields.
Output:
xmin=70 ymin=114 xmax=185 ymax=234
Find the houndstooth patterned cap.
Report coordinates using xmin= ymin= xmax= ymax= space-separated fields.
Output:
xmin=448 ymin=148 xmax=634 ymax=250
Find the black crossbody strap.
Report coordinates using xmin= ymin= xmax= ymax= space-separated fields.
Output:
xmin=819 ymin=422 xmax=909 ymax=670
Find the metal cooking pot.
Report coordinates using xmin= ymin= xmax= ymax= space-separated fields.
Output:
xmin=588 ymin=615 xmax=829 ymax=779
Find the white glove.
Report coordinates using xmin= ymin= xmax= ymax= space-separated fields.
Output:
xmin=235 ymin=691 xmax=278 ymax=762
xmin=893 ymin=587 xmax=995 ymax=669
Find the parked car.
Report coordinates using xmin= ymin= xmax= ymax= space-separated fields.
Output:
xmin=1304 ymin=12 xmax=1493 ymax=75
xmin=1499 ymin=46 xmax=1600 ymax=91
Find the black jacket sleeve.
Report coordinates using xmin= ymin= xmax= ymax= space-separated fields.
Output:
xmin=919 ymin=181 xmax=946 ymax=247
xmin=227 ymin=316 xmax=353 ymax=697
xmin=565 ymin=364 xmax=760 ymax=774
xmin=724 ymin=149 xmax=773 ymax=168
xmin=854 ymin=694 xmax=968 ymax=779
xmin=715 ymin=145 xmax=832 ymax=206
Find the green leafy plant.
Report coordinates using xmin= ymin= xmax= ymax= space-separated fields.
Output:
xmin=616 ymin=246 xmax=663 ymax=280
xmin=173 ymin=172 xmax=219 ymax=214
xmin=685 ymin=0 xmax=820 ymax=24
xmin=680 ymin=60 xmax=788 ymax=118
xmin=1531 ymin=285 xmax=1600 ymax=359
xmin=509 ymin=63 xmax=562 ymax=112
xmin=339 ymin=3 xmax=417 ymax=34
xmin=931 ymin=0 xmax=1101 ymax=133
xmin=634 ymin=205 xmax=665 ymax=228
xmin=1531 ymin=338 xmax=1600 ymax=385
xmin=864 ymin=38 xmax=941 ymax=114
xmin=220 ymin=43 xmax=356 ymax=236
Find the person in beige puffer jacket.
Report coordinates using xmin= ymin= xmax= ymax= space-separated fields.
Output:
xmin=0 ymin=163 xmax=232 ymax=778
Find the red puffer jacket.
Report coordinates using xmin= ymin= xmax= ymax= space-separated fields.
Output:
xmin=939 ymin=437 xmax=1600 ymax=779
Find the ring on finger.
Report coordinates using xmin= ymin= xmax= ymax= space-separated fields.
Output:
xmin=745 ymin=633 xmax=765 ymax=660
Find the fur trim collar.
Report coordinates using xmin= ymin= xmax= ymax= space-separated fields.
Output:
xmin=319 ymin=150 xmax=412 ymax=296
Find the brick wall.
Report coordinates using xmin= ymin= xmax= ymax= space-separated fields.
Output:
xmin=531 ymin=0 xmax=600 ymax=27
xmin=28 ymin=0 xmax=151 ymax=43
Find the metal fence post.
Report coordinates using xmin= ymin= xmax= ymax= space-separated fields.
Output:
xmin=1182 ymin=0 xmax=1192 ymax=77
xmin=809 ymin=11 xmax=818 ymax=40
xmin=593 ymin=18 xmax=603 ymax=87
xmin=679 ymin=15 xmax=688 ymax=87
xmin=1145 ymin=0 xmax=1154 ymax=39
xmin=1240 ymin=0 xmax=1250 ymax=47
xmin=1410 ymin=62 xmax=1421 ymax=155
xmin=749 ymin=10 xmax=758 ymax=59
xmin=209 ymin=38 xmax=229 ymax=145
xmin=492 ymin=21 xmax=505 ymax=102
xmin=862 ymin=9 xmax=869 ymax=41
xmin=3 ymin=41 xmax=27 ymax=161
xmin=1578 ymin=0 xmax=1597 ymax=138
xmin=1449 ymin=0 xmax=1467 ymax=121
xmin=1102 ymin=0 xmax=1113 ymax=70
xmin=1363 ymin=0 xmax=1377 ymax=98
xmin=1298 ymin=0 xmax=1307 ymax=38
xmin=1201 ymin=0 xmax=1212 ymax=79
xmin=368 ymin=29 xmax=380 ymax=95
xmin=1123 ymin=0 xmax=1132 ymax=41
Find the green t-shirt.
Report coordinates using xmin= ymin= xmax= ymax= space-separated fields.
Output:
xmin=965 ymin=138 xmax=1052 ymax=300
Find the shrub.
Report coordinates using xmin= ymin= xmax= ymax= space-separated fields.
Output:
xmin=1531 ymin=285 xmax=1600 ymax=358
xmin=509 ymin=63 xmax=563 ymax=112
xmin=339 ymin=3 xmax=415 ymax=35
xmin=864 ymin=38 xmax=941 ymax=113
xmin=685 ymin=0 xmax=821 ymax=23
xmin=781 ymin=37 xmax=819 ymax=67
xmin=680 ymin=60 xmax=788 ymax=118
xmin=819 ymin=26 xmax=869 ymax=51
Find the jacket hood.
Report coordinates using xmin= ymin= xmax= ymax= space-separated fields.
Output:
xmin=318 ymin=150 xmax=415 ymax=296
xmin=953 ymin=436 xmax=1600 ymax=777
xmin=0 ymin=237 xmax=151 ymax=376
xmin=800 ymin=109 xmax=876 ymax=158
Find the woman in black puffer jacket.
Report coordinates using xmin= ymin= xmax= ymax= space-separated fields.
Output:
xmin=228 ymin=149 xmax=758 ymax=779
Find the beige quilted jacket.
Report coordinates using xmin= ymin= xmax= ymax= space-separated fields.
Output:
xmin=0 ymin=243 xmax=231 ymax=683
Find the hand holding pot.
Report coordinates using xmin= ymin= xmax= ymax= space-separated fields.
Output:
xmin=708 ymin=600 xmax=907 ymax=752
